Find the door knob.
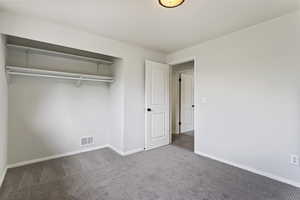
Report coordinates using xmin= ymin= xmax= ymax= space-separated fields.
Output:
xmin=147 ymin=108 xmax=152 ymax=112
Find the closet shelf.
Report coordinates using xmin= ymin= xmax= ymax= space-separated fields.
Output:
xmin=6 ymin=66 xmax=114 ymax=83
xmin=7 ymin=44 xmax=113 ymax=65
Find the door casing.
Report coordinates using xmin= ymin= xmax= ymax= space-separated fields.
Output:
xmin=144 ymin=57 xmax=197 ymax=152
xmin=168 ymin=57 xmax=197 ymax=152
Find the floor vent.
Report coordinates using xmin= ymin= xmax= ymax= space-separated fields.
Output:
xmin=81 ymin=136 xmax=94 ymax=146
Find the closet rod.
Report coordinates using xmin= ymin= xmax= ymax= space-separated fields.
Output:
xmin=7 ymin=44 xmax=113 ymax=65
xmin=7 ymin=71 xmax=113 ymax=83
xmin=6 ymin=66 xmax=113 ymax=80
xmin=6 ymin=66 xmax=114 ymax=83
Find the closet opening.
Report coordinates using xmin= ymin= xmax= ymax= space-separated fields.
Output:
xmin=5 ymin=35 xmax=121 ymax=165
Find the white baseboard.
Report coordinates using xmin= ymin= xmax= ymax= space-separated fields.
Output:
xmin=107 ymin=145 xmax=124 ymax=156
xmin=7 ymin=145 xmax=109 ymax=169
xmin=0 ymin=166 xmax=7 ymax=188
xmin=107 ymin=145 xmax=144 ymax=156
xmin=7 ymin=145 xmax=145 ymax=169
xmin=123 ymin=148 xmax=144 ymax=156
xmin=195 ymin=151 xmax=300 ymax=188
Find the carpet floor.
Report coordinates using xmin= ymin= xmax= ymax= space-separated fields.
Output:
xmin=172 ymin=133 xmax=194 ymax=151
xmin=0 ymin=145 xmax=299 ymax=200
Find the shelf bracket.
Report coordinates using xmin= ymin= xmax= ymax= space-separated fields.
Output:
xmin=6 ymin=71 xmax=11 ymax=84
xmin=25 ymin=49 xmax=29 ymax=68
xmin=76 ymin=76 xmax=83 ymax=87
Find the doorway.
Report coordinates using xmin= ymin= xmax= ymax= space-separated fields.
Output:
xmin=171 ymin=61 xmax=195 ymax=151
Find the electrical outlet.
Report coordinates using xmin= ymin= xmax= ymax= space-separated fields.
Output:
xmin=290 ymin=154 xmax=299 ymax=166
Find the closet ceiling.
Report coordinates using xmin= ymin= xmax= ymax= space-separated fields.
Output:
xmin=0 ymin=0 xmax=299 ymax=53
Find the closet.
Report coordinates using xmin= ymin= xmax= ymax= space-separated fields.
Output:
xmin=6 ymin=36 xmax=115 ymax=85
xmin=6 ymin=36 xmax=118 ymax=164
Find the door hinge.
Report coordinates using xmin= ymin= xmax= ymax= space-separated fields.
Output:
xmin=179 ymin=122 xmax=182 ymax=126
xmin=179 ymin=78 xmax=182 ymax=82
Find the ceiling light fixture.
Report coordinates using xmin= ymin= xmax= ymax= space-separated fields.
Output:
xmin=159 ymin=0 xmax=185 ymax=8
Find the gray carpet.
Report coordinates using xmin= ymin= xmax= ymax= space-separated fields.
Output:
xmin=172 ymin=133 xmax=194 ymax=151
xmin=182 ymin=131 xmax=194 ymax=137
xmin=1 ymin=145 xmax=300 ymax=200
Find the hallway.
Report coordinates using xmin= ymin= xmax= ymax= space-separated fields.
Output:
xmin=172 ymin=131 xmax=194 ymax=151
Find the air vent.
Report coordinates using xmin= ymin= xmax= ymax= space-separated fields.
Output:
xmin=80 ymin=136 xmax=94 ymax=146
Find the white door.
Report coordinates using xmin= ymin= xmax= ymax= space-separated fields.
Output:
xmin=145 ymin=60 xmax=170 ymax=149
xmin=180 ymin=73 xmax=194 ymax=132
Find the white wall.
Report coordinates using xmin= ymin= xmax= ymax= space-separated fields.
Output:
xmin=167 ymin=11 xmax=300 ymax=185
xmin=0 ymin=11 xmax=166 ymax=161
xmin=0 ymin=35 xmax=7 ymax=185
xmin=109 ymin=59 xmax=125 ymax=153
xmin=7 ymin=48 xmax=111 ymax=164
xmin=172 ymin=62 xmax=194 ymax=72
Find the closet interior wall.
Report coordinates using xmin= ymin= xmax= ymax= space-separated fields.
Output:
xmin=7 ymin=44 xmax=115 ymax=165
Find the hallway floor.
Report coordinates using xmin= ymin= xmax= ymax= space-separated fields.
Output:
xmin=172 ymin=131 xmax=194 ymax=151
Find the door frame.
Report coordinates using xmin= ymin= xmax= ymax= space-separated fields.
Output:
xmin=168 ymin=57 xmax=197 ymax=153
